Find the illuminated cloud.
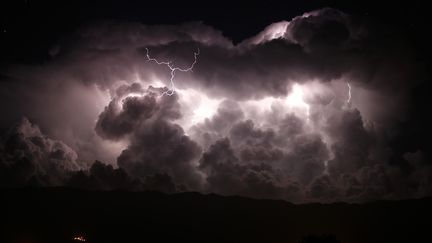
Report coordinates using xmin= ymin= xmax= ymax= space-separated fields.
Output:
xmin=0 ymin=8 xmax=430 ymax=203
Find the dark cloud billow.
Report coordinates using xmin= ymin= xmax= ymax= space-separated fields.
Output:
xmin=0 ymin=117 xmax=82 ymax=187
xmin=0 ymin=8 xmax=430 ymax=203
xmin=96 ymin=84 xmax=203 ymax=191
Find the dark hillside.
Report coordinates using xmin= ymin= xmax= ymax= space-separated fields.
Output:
xmin=1 ymin=188 xmax=431 ymax=243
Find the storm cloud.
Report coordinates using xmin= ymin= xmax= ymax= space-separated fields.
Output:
xmin=0 ymin=8 xmax=430 ymax=203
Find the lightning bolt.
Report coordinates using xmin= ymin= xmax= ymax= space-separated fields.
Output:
xmin=346 ymin=82 xmax=352 ymax=104
xmin=145 ymin=47 xmax=199 ymax=96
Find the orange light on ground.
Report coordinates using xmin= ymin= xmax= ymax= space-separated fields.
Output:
xmin=73 ymin=236 xmax=86 ymax=242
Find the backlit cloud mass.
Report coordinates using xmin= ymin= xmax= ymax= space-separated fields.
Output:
xmin=0 ymin=8 xmax=430 ymax=203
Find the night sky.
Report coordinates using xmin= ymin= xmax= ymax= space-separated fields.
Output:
xmin=0 ymin=0 xmax=431 ymax=203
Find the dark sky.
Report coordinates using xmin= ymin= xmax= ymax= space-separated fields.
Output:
xmin=0 ymin=0 xmax=431 ymax=203
xmin=0 ymin=0 xmax=429 ymax=62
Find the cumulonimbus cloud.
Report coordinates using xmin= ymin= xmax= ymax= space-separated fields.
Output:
xmin=0 ymin=8 xmax=430 ymax=203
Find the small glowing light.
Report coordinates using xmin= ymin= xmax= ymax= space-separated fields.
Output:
xmin=73 ymin=236 xmax=86 ymax=242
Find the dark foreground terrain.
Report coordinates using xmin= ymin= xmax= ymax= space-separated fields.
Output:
xmin=1 ymin=188 xmax=430 ymax=243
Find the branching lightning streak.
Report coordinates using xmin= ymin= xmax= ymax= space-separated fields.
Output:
xmin=145 ymin=47 xmax=199 ymax=96
xmin=347 ymin=82 xmax=352 ymax=104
